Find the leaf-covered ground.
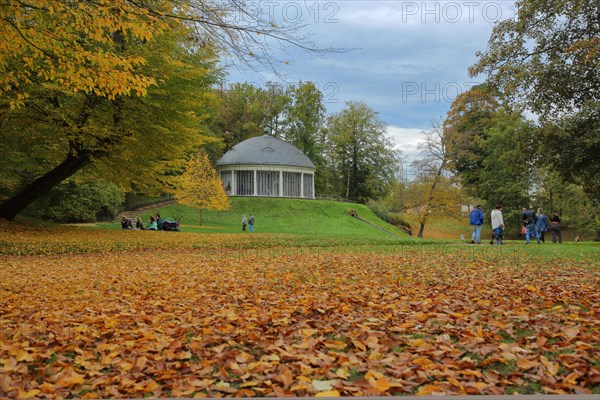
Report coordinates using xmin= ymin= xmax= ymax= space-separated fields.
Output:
xmin=0 ymin=228 xmax=599 ymax=398
xmin=0 ymin=224 xmax=408 ymax=257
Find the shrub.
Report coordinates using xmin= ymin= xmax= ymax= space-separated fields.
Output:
xmin=26 ymin=181 xmax=124 ymax=223
xmin=388 ymin=212 xmax=412 ymax=229
xmin=367 ymin=199 xmax=390 ymax=223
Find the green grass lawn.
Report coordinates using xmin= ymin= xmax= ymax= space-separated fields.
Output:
xmin=114 ymin=197 xmax=414 ymax=239
xmin=508 ymin=241 xmax=600 ymax=263
xmin=87 ymin=197 xmax=600 ymax=256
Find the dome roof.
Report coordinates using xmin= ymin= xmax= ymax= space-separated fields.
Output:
xmin=217 ymin=135 xmax=315 ymax=169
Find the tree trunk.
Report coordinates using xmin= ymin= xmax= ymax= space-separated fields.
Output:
xmin=417 ymin=160 xmax=447 ymax=238
xmin=417 ymin=220 xmax=426 ymax=238
xmin=0 ymin=152 xmax=92 ymax=221
xmin=345 ymin=165 xmax=351 ymax=199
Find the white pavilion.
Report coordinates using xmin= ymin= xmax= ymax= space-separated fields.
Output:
xmin=216 ymin=134 xmax=315 ymax=199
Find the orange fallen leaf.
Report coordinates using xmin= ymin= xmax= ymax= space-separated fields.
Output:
xmin=413 ymin=357 xmax=433 ymax=367
xmin=14 ymin=350 xmax=34 ymax=362
xmin=517 ymin=358 xmax=539 ymax=370
xmin=135 ymin=356 xmax=147 ymax=371
xmin=460 ymin=369 xmax=483 ymax=377
xmin=324 ymin=340 xmax=347 ymax=350
xmin=144 ymin=380 xmax=160 ymax=392
xmin=370 ymin=377 xmax=392 ymax=392
xmin=17 ymin=389 xmax=41 ymax=399
xmin=447 ymin=377 xmax=466 ymax=395
xmin=39 ymin=382 xmax=56 ymax=394
xmin=563 ymin=326 xmax=579 ymax=339
xmin=562 ymin=372 xmax=579 ymax=386
xmin=0 ymin=357 xmax=18 ymax=372
xmin=416 ymin=384 xmax=445 ymax=396
xmin=290 ymin=383 xmax=312 ymax=391
xmin=190 ymin=379 xmax=215 ymax=388
xmin=235 ymin=388 xmax=256 ymax=397
xmin=55 ymin=372 xmax=85 ymax=388
xmin=351 ymin=339 xmax=366 ymax=351
xmin=540 ymin=355 xmax=559 ymax=376
xmin=335 ymin=367 xmax=349 ymax=379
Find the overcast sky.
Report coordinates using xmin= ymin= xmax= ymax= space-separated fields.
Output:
xmin=224 ymin=1 xmax=518 ymax=158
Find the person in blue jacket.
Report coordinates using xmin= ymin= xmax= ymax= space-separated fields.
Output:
xmin=535 ymin=207 xmax=551 ymax=244
xmin=469 ymin=204 xmax=484 ymax=244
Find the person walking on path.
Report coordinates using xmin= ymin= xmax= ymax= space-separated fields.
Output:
xmin=241 ymin=214 xmax=247 ymax=231
xmin=522 ymin=205 xmax=538 ymax=244
xmin=469 ymin=204 xmax=484 ymax=244
xmin=550 ymin=211 xmax=563 ymax=243
xmin=490 ymin=204 xmax=504 ymax=245
xmin=535 ymin=208 xmax=551 ymax=244
xmin=248 ymin=215 xmax=255 ymax=232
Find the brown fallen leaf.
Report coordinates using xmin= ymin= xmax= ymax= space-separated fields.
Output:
xmin=517 ymin=358 xmax=539 ymax=370
xmin=540 ymin=355 xmax=559 ymax=376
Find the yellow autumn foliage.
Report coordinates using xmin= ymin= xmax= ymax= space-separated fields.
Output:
xmin=175 ymin=152 xmax=230 ymax=221
xmin=0 ymin=0 xmax=174 ymax=107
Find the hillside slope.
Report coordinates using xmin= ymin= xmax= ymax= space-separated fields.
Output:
xmin=136 ymin=197 xmax=408 ymax=238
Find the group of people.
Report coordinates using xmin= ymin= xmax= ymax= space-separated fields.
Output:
xmin=121 ymin=214 xmax=163 ymax=230
xmin=469 ymin=204 xmax=563 ymax=245
xmin=521 ymin=206 xmax=562 ymax=244
xmin=241 ymin=214 xmax=255 ymax=232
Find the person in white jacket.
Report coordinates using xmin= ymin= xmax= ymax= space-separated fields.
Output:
xmin=490 ymin=204 xmax=504 ymax=245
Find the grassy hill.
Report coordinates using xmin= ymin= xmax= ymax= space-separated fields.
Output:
xmin=127 ymin=197 xmax=410 ymax=240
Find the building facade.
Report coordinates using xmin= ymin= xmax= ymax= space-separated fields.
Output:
xmin=216 ymin=135 xmax=316 ymax=199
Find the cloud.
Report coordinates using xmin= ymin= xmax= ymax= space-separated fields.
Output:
xmin=224 ymin=1 xmax=517 ymax=128
xmin=386 ymin=126 xmax=427 ymax=160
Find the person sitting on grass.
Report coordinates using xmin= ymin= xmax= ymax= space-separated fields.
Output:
xmin=121 ymin=216 xmax=133 ymax=230
xmin=147 ymin=216 xmax=158 ymax=230
xmin=136 ymin=217 xmax=144 ymax=230
xmin=156 ymin=213 xmax=163 ymax=230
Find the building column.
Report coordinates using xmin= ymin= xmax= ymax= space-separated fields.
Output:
xmin=311 ymin=173 xmax=315 ymax=198
xmin=253 ymin=169 xmax=257 ymax=196
xmin=300 ymin=172 xmax=304 ymax=198
xmin=279 ymin=170 xmax=283 ymax=197
xmin=231 ymin=170 xmax=236 ymax=196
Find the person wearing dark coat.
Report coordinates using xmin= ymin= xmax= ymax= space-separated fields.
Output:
xmin=522 ymin=205 xmax=538 ymax=244
xmin=550 ymin=211 xmax=562 ymax=243
xmin=535 ymin=208 xmax=551 ymax=244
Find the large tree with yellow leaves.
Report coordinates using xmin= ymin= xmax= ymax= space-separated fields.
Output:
xmin=0 ymin=0 xmax=318 ymax=220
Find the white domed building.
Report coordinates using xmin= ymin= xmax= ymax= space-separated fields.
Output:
xmin=216 ymin=135 xmax=315 ymax=199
